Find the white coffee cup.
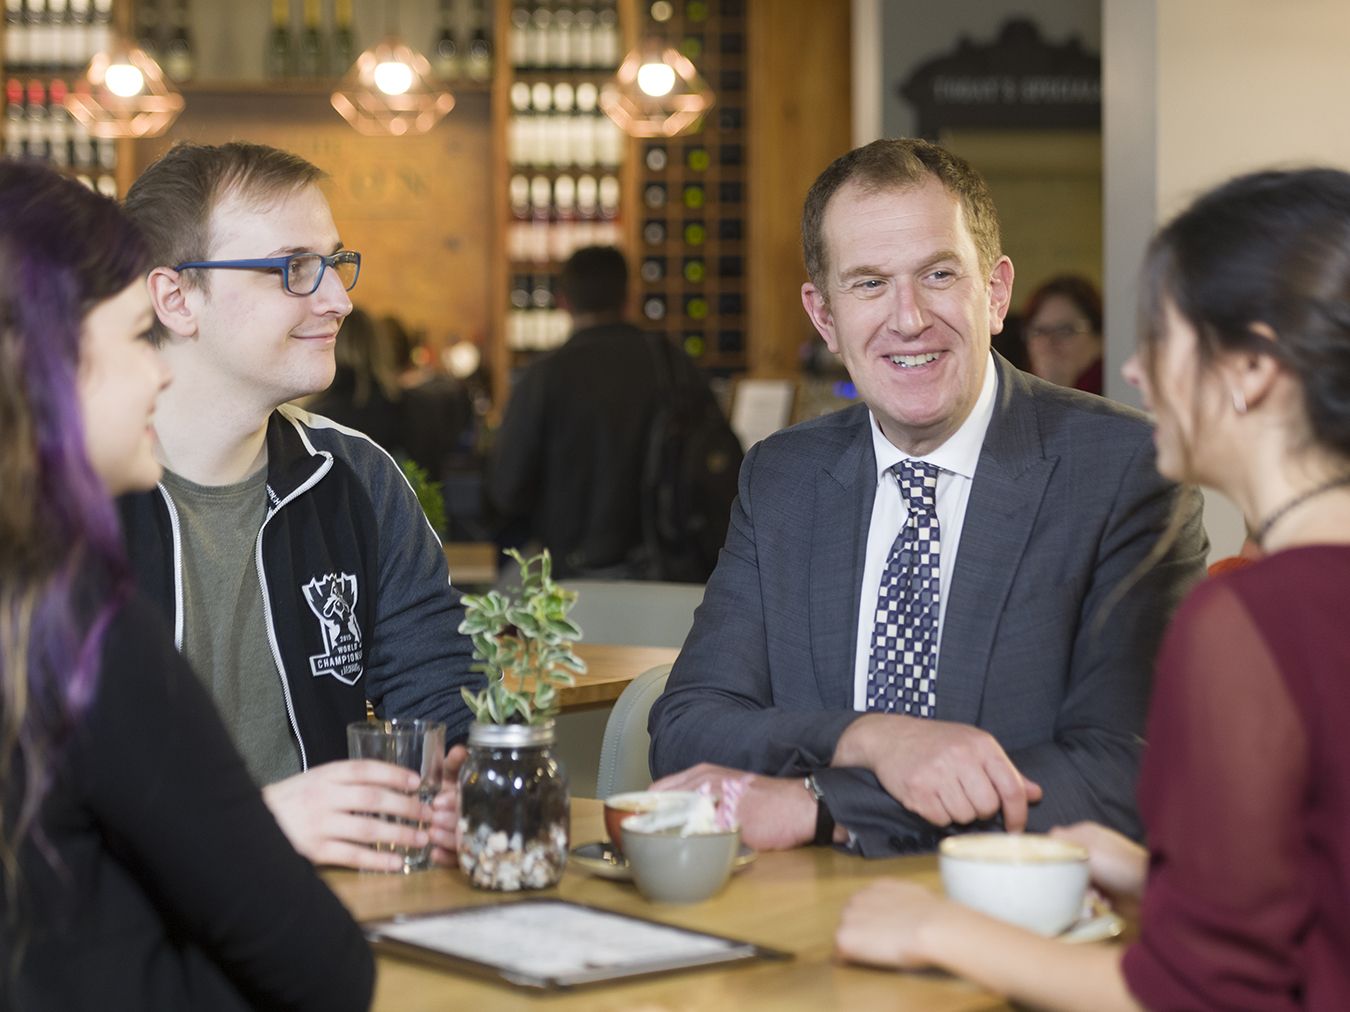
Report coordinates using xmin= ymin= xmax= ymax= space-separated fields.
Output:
xmin=939 ymin=832 xmax=1089 ymax=936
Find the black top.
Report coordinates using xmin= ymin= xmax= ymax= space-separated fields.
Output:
xmin=2 ymin=593 xmax=374 ymax=1011
xmin=487 ymin=322 xmax=715 ymax=576
xmin=118 ymin=406 xmax=482 ymax=767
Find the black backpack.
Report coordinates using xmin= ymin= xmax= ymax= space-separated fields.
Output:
xmin=639 ymin=336 xmax=744 ymax=583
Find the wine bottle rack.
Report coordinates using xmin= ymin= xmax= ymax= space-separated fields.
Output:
xmin=630 ymin=0 xmax=746 ymax=375
xmin=500 ymin=0 xmax=625 ymax=356
xmin=1 ymin=0 xmax=122 ymax=194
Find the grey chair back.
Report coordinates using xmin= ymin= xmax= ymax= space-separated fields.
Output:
xmin=564 ymin=580 xmax=704 ymax=648
xmin=595 ymin=663 xmax=673 ymax=799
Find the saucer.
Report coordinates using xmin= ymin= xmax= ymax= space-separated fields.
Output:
xmin=1060 ymin=895 xmax=1125 ymax=944
xmin=570 ymin=840 xmax=757 ymax=882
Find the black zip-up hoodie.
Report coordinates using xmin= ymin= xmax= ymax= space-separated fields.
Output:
xmin=118 ymin=405 xmax=482 ymax=767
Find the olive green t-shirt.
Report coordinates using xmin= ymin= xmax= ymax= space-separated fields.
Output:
xmin=160 ymin=468 xmax=303 ymax=786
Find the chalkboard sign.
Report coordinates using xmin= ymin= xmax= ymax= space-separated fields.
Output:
xmin=899 ymin=18 xmax=1100 ymax=137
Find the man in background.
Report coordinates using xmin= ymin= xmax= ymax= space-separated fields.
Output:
xmin=488 ymin=245 xmax=732 ymax=580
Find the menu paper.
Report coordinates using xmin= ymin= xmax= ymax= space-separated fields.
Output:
xmin=365 ymin=899 xmax=784 ymax=989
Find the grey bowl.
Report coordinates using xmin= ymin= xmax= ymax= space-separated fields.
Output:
xmin=620 ymin=826 xmax=741 ymax=904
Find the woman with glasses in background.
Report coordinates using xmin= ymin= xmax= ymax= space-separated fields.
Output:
xmin=1023 ymin=274 xmax=1105 ymax=394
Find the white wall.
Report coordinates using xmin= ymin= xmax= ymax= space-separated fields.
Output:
xmin=1105 ymin=0 xmax=1350 ymax=560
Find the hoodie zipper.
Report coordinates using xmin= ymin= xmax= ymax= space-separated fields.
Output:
xmin=156 ymin=484 xmax=186 ymax=650
xmin=256 ymin=455 xmax=333 ymax=771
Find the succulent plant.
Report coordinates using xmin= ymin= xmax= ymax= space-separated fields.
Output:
xmin=458 ymin=549 xmax=586 ymax=725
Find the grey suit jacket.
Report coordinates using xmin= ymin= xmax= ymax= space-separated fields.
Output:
xmin=649 ymin=357 xmax=1208 ymax=855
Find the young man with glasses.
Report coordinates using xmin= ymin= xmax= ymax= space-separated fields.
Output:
xmin=120 ymin=141 xmax=481 ymax=871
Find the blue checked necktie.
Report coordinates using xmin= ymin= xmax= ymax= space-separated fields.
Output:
xmin=867 ymin=460 xmax=942 ymax=717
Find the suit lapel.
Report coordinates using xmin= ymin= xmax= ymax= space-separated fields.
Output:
xmin=809 ymin=409 xmax=875 ymax=709
xmin=936 ymin=360 xmax=1058 ymax=725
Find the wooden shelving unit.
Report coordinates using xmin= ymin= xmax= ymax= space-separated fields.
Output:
xmin=4 ymin=0 xmax=855 ymax=414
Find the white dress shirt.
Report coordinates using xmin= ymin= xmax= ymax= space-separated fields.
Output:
xmin=851 ymin=354 xmax=998 ymax=710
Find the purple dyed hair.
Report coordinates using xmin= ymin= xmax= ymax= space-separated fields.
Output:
xmin=0 ymin=162 xmax=149 ymax=900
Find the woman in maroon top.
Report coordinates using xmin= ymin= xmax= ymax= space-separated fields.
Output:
xmin=834 ymin=168 xmax=1350 ymax=1010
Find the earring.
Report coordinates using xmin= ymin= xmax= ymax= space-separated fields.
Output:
xmin=1231 ymin=388 xmax=1248 ymax=414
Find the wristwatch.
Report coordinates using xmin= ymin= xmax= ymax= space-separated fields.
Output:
xmin=803 ymin=774 xmax=836 ymax=846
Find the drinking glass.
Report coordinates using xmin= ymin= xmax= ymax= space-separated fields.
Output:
xmin=346 ymin=718 xmax=446 ymax=872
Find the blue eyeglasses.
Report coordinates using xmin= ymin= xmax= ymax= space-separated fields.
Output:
xmin=173 ymin=250 xmax=362 ymax=296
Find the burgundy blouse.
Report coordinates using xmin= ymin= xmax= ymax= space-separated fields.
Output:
xmin=1122 ymin=547 xmax=1350 ymax=1010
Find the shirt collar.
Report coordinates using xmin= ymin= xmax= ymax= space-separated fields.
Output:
xmin=869 ymin=352 xmax=999 ymax=482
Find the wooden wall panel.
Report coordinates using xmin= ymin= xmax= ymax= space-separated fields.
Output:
xmin=131 ymin=88 xmax=494 ymax=354
xmin=747 ymin=0 xmax=853 ymax=379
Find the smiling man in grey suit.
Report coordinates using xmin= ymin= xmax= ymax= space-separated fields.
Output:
xmin=648 ymin=138 xmax=1207 ymax=856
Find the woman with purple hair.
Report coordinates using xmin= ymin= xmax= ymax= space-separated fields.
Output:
xmin=0 ymin=163 xmax=373 ymax=1008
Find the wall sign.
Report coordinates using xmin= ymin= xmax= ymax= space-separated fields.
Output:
xmin=899 ymin=18 xmax=1100 ymax=136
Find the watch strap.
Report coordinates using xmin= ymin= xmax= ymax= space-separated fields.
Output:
xmin=804 ymin=774 xmax=835 ymax=847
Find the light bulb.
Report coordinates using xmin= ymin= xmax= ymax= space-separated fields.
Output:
xmin=636 ymin=61 xmax=676 ymax=98
xmin=105 ymin=63 xmax=145 ymax=98
xmin=373 ymin=60 xmax=414 ymax=96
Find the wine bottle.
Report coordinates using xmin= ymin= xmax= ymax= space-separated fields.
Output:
xmin=508 ymin=2 xmax=528 ymax=69
xmin=551 ymin=173 xmax=575 ymax=262
xmin=133 ymin=0 xmax=159 ymax=64
xmin=45 ymin=77 xmax=72 ymax=166
xmin=507 ymin=80 xmax=530 ymax=164
xmin=465 ymin=0 xmax=492 ymax=83
xmin=573 ymin=81 xmax=598 ymax=169
xmin=28 ymin=0 xmax=58 ymax=77
xmin=508 ymin=173 xmax=530 ymax=261
xmin=66 ymin=0 xmax=91 ymax=70
xmin=161 ymin=0 xmax=195 ymax=83
xmin=331 ymin=0 xmax=356 ymax=72
xmin=4 ymin=0 xmax=29 ymax=78
xmin=575 ymin=173 xmax=598 ymax=248
xmin=265 ymin=0 xmax=294 ymax=79
xmin=431 ymin=0 xmax=460 ymax=81
xmin=552 ymin=80 xmax=574 ymax=167
xmin=24 ymin=79 xmax=50 ymax=161
xmin=297 ymin=0 xmax=326 ymax=78
xmin=544 ymin=0 xmax=567 ymax=71
xmin=526 ymin=1 xmax=549 ymax=72
xmin=88 ymin=0 xmax=111 ymax=64
xmin=528 ymin=173 xmax=550 ymax=264
xmin=594 ymin=0 xmax=618 ymax=69
xmin=3 ymin=78 xmax=26 ymax=159
xmin=572 ymin=0 xmax=594 ymax=70
xmin=46 ymin=0 xmax=72 ymax=72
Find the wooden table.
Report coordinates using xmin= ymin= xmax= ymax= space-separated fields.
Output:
xmin=326 ymin=799 xmax=1012 ymax=1011
xmin=540 ymin=642 xmax=679 ymax=710
xmin=445 ymin=542 xmax=500 ymax=587
xmin=500 ymin=642 xmax=678 ymax=712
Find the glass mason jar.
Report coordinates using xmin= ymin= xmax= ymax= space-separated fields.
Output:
xmin=457 ymin=720 xmax=570 ymax=890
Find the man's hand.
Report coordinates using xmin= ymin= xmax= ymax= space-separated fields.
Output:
xmin=649 ymin=763 xmax=817 ymax=850
xmin=262 ymin=760 xmax=431 ymax=872
xmin=833 ymin=713 xmax=1043 ymax=831
xmin=430 ymin=744 xmax=468 ymax=867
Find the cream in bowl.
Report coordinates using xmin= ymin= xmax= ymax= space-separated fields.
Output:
xmin=939 ymin=832 xmax=1089 ymax=936
xmin=602 ymin=790 xmax=701 ymax=857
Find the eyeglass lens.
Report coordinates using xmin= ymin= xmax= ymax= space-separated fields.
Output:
xmin=1028 ymin=322 xmax=1088 ymax=341
xmin=287 ymin=253 xmax=359 ymax=294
